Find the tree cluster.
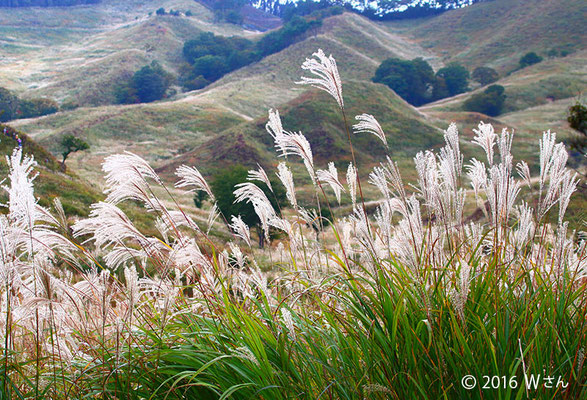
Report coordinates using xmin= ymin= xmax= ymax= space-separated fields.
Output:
xmin=373 ymin=58 xmax=469 ymax=106
xmin=181 ymin=15 xmax=320 ymax=91
xmin=463 ymin=84 xmax=507 ymax=116
xmin=155 ymin=7 xmax=182 ymax=17
xmin=0 ymin=87 xmax=59 ymax=122
xmin=115 ymin=62 xmax=174 ymax=104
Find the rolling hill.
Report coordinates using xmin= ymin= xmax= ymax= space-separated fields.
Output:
xmin=1 ymin=0 xmax=585 ymax=216
xmin=383 ymin=0 xmax=587 ymax=72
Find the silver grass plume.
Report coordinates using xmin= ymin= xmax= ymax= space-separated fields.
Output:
xmin=234 ymin=182 xmax=276 ymax=240
xmin=516 ymin=161 xmax=532 ymax=187
xmin=266 ymin=109 xmax=287 ymax=157
xmin=103 ymin=152 xmax=161 ymax=205
xmin=346 ymin=163 xmax=357 ymax=209
xmin=206 ymin=203 xmax=220 ymax=234
xmin=276 ymin=162 xmax=297 ymax=208
xmin=277 ymin=131 xmax=315 ymax=184
xmin=297 ymin=49 xmax=343 ymax=109
xmin=2 ymin=148 xmax=40 ymax=226
xmin=353 ymin=114 xmax=387 ymax=148
xmin=317 ymin=162 xmax=344 ymax=204
xmin=247 ymin=164 xmax=273 ymax=192
xmin=472 ymin=122 xmax=497 ymax=165
xmin=558 ymin=171 xmax=579 ymax=226
xmin=175 ymin=165 xmax=215 ymax=201
xmin=229 ymin=215 xmax=252 ymax=247
xmin=450 ymin=262 xmax=472 ymax=320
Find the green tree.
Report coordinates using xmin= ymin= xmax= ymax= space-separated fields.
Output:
xmin=567 ymin=101 xmax=587 ymax=156
xmin=59 ymin=134 xmax=89 ymax=170
xmin=373 ymin=58 xmax=436 ymax=106
xmin=463 ymin=85 xmax=506 ymax=117
xmin=519 ymin=52 xmax=543 ymax=68
xmin=210 ymin=165 xmax=285 ymax=248
xmin=156 ymin=7 xmax=165 ymax=15
xmin=18 ymin=98 xmax=59 ymax=118
xmin=0 ymin=87 xmax=18 ymax=122
xmin=132 ymin=62 xmax=173 ymax=103
xmin=190 ymin=55 xmax=229 ymax=82
xmin=436 ymin=63 xmax=469 ymax=97
xmin=472 ymin=66 xmax=499 ymax=86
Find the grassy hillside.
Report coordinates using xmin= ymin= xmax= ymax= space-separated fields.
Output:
xmin=420 ymin=49 xmax=586 ymax=113
xmin=10 ymin=101 xmax=247 ymax=183
xmin=8 ymin=11 xmax=441 ymax=186
xmin=384 ymin=0 xmax=587 ymax=73
xmin=0 ymin=124 xmax=101 ymax=216
xmin=0 ymin=0 xmax=256 ymax=104
xmin=157 ymin=80 xmax=443 ymax=193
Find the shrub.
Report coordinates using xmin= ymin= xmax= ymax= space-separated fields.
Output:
xmin=519 ymin=51 xmax=543 ymax=68
xmin=115 ymin=62 xmax=174 ymax=103
xmin=435 ymin=63 xmax=469 ymax=96
xmin=155 ymin=7 xmax=165 ymax=15
xmin=463 ymin=84 xmax=506 ymax=116
xmin=472 ymin=66 xmax=499 ymax=86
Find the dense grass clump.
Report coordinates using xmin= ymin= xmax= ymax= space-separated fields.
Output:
xmin=0 ymin=50 xmax=585 ymax=400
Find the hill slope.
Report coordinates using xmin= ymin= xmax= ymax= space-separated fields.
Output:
xmin=383 ymin=0 xmax=587 ymax=72
xmin=0 ymin=124 xmax=101 ymax=216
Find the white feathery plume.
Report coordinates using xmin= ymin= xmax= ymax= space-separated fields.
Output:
xmin=2 ymin=148 xmax=40 ymax=226
xmin=466 ymin=158 xmax=487 ymax=198
xmin=276 ymin=162 xmax=297 ymax=208
xmin=247 ymin=164 xmax=273 ymax=192
xmin=558 ymin=171 xmax=579 ymax=226
xmin=103 ymin=246 xmax=147 ymax=271
xmin=228 ymin=242 xmax=247 ymax=269
xmin=103 ymin=152 xmax=161 ymax=205
xmin=280 ymin=307 xmax=296 ymax=340
xmin=516 ymin=161 xmax=532 ymax=187
xmin=229 ymin=215 xmax=252 ymax=247
xmin=175 ymin=165 xmax=215 ymax=201
xmin=346 ymin=163 xmax=357 ymax=209
xmin=234 ymin=182 xmax=276 ymax=240
xmin=206 ymin=203 xmax=220 ymax=234
xmin=73 ymin=202 xmax=150 ymax=251
xmin=450 ymin=262 xmax=472 ymax=320
xmin=369 ymin=166 xmax=391 ymax=201
xmin=297 ymin=49 xmax=343 ymax=109
xmin=124 ymin=265 xmax=140 ymax=310
xmin=317 ymin=162 xmax=344 ymax=204
xmin=539 ymin=143 xmax=569 ymax=219
xmin=172 ymin=238 xmax=212 ymax=275
xmin=443 ymin=123 xmax=463 ymax=173
xmin=353 ymin=114 xmax=387 ymax=148
xmin=413 ymin=150 xmax=439 ymax=210
xmin=472 ymin=122 xmax=497 ymax=165
xmin=514 ymin=203 xmax=534 ymax=248
xmin=277 ymin=131 xmax=315 ymax=184
xmin=539 ymin=130 xmax=557 ymax=189
xmin=266 ymin=109 xmax=285 ymax=153
xmin=497 ymin=128 xmax=514 ymax=170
